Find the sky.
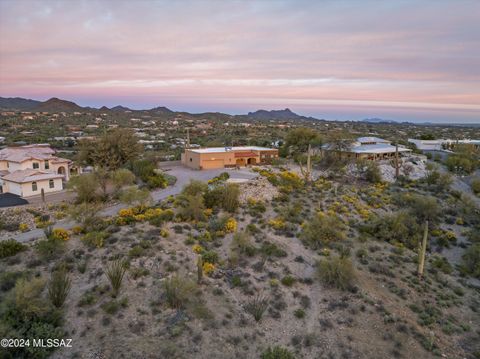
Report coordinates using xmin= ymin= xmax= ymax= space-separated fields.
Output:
xmin=0 ymin=0 xmax=479 ymax=123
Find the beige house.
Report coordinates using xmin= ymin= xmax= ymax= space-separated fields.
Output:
xmin=182 ymin=146 xmax=279 ymax=170
xmin=0 ymin=144 xmax=72 ymax=197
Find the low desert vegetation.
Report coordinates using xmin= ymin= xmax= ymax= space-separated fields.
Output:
xmin=1 ymin=124 xmax=480 ymax=359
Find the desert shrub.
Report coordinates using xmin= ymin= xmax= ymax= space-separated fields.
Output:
xmin=260 ymin=242 xmax=287 ymax=258
xmin=81 ymin=231 xmax=108 ymax=248
xmin=130 ymin=159 xmax=167 ymax=189
xmin=300 ymin=212 xmax=345 ymax=249
xmin=430 ymin=256 xmax=453 ymax=275
xmin=105 ymin=259 xmax=127 ymax=297
xmin=0 ymin=271 xmax=26 ymax=292
xmin=360 ymin=211 xmax=421 ymax=249
xmin=317 ymin=256 xmax=355 ymax=291
xmin=0 ymin=278 xmax=63 ymax=358
xmin=51 ymin=228 xmax=70 ymax=241
xmin=461 ymin=244 xmax=480 ymax=278
xmin=163 ymin=275 xmax=196 ymax=309
xmin=364 ymin=161 xmax=382 ymax=183
xmin=35 ymin=238 xmax=65 ymax=261
xmin=261 ymin=346 xmax=295 ymax=359
xmin=204 ymin=183 xmax=240 ymax=213
xmin=202 ymin=250 xmax=219 ymax=264
xmin=232 ymin=231 xmax=256 ymax=257
xmin=48 ymin=269 xmax=71 ymax=308
xmin=112 ymin=168 xmax=136 ymax=190
xmin=294 ymin=308 xmax=306 ymax=319
xmin=68 ymin=173 xmax=99 ymax=203
xmin=245 ymin=294 xmax=269 ymax=322
xmin=182 ymin=180 xmax=208 ymax=196
xmin=281 ymin=275 xmax=296 ymax=287
xmin=471 ymin=178 xmax=480 ymax=195
xmin=178 ymin=194 xmax=206 ymax=222
xmin=119 ymin=186 xmax=152 ymax=207
xmin=0 ymin=239 xmax=27 ymax=258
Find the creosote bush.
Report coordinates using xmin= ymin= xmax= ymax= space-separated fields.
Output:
xmin=300 ymin=212 xmax=345 ymax=249
xmin=317 ymin=256 xmax=356 ymax=291
xmin=0 ymin=239 xmax=27 ymax=258
xmin=163 ymin=274 xmax=196 ymax=309
xmin=261 ymin=346 xmax=295 ymax=359
xmin=105 ymin=259 xmax=127 ymax=297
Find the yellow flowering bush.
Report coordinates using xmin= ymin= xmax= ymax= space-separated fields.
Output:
xmin=268 ymin=217 xmax=286 ymax=230
xmin=202 ymin=262 xmax=215 ymax=276
xmin=204 ymin=208 xmax=213 ymax=217
xmin=160 ymin=229 xmax=169 ymax=238
xmin=18 ymin=223 xmax=29 ymax=232
xmin=225 ymin=218 xmax=237 ymax=233
xmin=279 ymin=170 xmax=303 ymax=189
xmin=456 ymin=217 xmax=464 ymax=225
xmin=72 ymin=226 xmax=83 ymax=235
xmin=54 ymin=211 xmax=67 ymax=220
xmin=192 ymin=244 xmax=204 ymax=254
xmin=52 ymin=228 xmax=70 ymax=241
xmin=118 ymin=208 xmax=135 ymax=217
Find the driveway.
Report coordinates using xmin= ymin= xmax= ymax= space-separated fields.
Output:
xmin=4 ymin=165 xmax=258 ymax=243
xmin=0 ymin=193 xmax=28 ymax=208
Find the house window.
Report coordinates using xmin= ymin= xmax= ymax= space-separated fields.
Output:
xmin=32 ymin=181 xmax=38 ymax=191
xmin=33 ymin=162 xmax=39 ymax=169
xmin=190 ymin=158 xmax=192 ymax=162
xmin=49 ymin=179 xmax=55 ymax=188
xmin=45 ymin=160 xmax=50 ymax=169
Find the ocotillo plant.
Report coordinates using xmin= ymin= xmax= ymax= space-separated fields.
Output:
xmin=417 ymin=220 xmax=429 ymax=278
xmin=197 ymin=254 xmax=203 ymax=284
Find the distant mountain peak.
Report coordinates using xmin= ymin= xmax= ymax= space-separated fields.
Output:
xmin=246 ymin=108 xmax=303 ymax=120
xmin=149 ymin=106 xmax=173 ymax=113
xmin=34 ymin=97 xmax=84 ymax=112
xmin=111 ymin=105 xmax=131 ymax=111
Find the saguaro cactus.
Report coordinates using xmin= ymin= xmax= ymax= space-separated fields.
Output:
xmin=299 ymin=144 xmax=313 ymax=183
xmin=395 ymin=143 xmax=399 ymax=179
xmin=417 ymin=220 xmax=429 ymax=278
xmin=197 ymin=254 xmax=203 ymax=284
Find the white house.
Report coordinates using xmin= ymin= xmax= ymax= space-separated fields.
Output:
xmin=0 ymin=144 xmax=72 ymax=197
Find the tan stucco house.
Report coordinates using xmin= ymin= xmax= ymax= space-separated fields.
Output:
xmin=0 ymin=144 xmax=72 ymax=197
xmin=182 ymin=146 xmax=279 ymax=170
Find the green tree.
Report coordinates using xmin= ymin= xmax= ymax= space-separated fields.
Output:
xmin=283 ymin=127 xmax=322 ymax=156
xmin=112 ymin=168 xmax=136 ymax=191
xmin=77 ymin=128 xmax=142 ymax=170
xmin=119 ymin=186 xmax=152 ymax=206
xmin=68 ymin=173 xmax=98 ymax=203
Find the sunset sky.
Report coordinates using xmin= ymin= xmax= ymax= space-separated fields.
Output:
xmin=1 ymin=0 xmax=479 ymax=123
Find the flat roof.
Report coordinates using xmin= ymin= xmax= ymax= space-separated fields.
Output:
xmin=187 ymin=146 xmax=276 ymax=154
xmin=350 ymin=144 xmax=412 ymax=154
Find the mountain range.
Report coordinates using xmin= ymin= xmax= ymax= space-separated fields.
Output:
xmin=0 ymin=96 xmax=311 ymax=121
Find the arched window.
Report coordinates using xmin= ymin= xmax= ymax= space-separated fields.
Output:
xmin=32 ymin=182 xmax=38 ymax=191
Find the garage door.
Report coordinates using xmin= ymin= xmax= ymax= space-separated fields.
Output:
xmin=202 ymin=159 xmax=224 ymax=169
